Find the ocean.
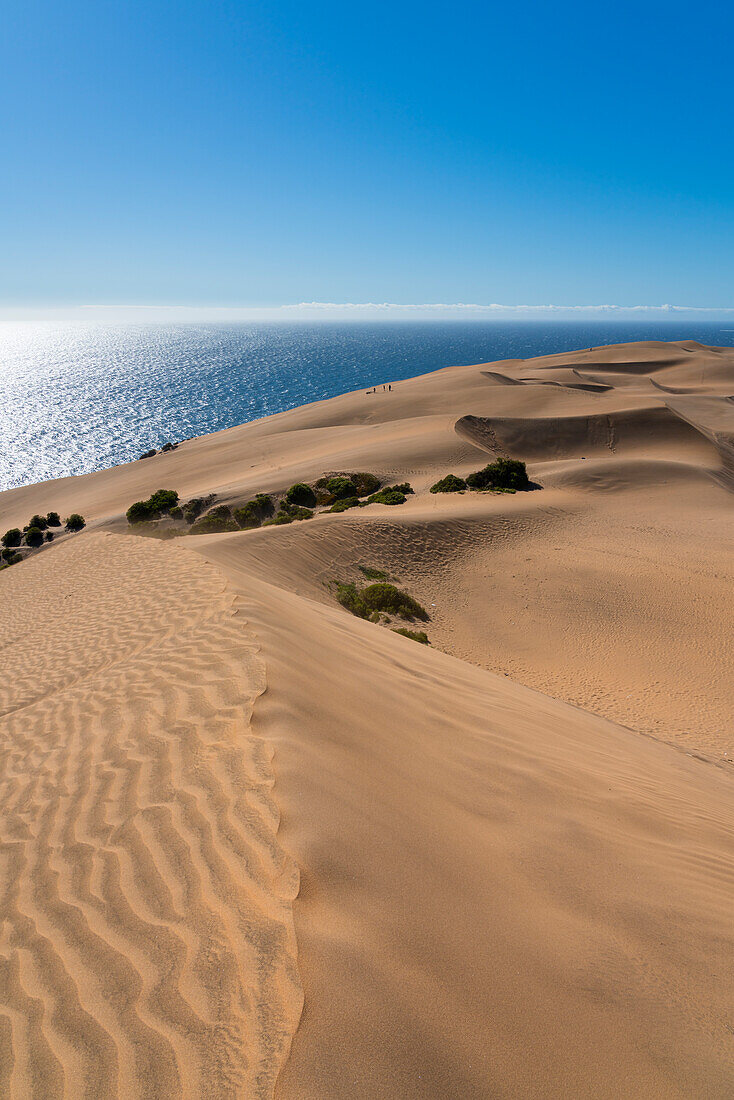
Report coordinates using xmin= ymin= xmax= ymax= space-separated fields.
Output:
xmin=1 ymin=320 xmax=732 ymax=492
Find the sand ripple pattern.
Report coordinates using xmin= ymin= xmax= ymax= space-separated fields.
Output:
xmin=0 ymin=534 xmax=301 ymax=1099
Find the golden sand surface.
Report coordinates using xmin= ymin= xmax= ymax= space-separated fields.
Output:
xmin=2 ymin=340 xmax=734 ymax=1097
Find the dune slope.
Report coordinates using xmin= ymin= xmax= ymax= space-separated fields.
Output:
xmin=0 ymin=535 xmax=302 ymax=1099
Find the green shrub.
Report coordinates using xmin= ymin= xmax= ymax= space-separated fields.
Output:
xmin=126 ymin=500 xmax=154 ymax=524
xmin=182 ymin=495 xmax=214 ymax=524
xmin=430 ymin=474 xmax=466 ymax=493
xmin=466 ymin=458 xmax=530 ymax=491
xmin=139 ymin=449 xmax=157 ymax=459
xmin=285 ymin=483 xmax=317 ymax=507
xmin=2 ymin=547 xmax=19 ymax=561
xmin=366 ymin=488 xmax=406 ymax=506
xmin=45 ymin=531 xmax=54 ymax=542
xmin=234 ymin=493 xmax=274 ymax=529
xmin=126 ymin=489 xmax=178 ymax=524
xmin=392 ymin=628 xmax=429 ymax=644
xmin=335 ymin=582 xmax=369 ymax=618
xmin=2 ymin=528 xmax=22 ymax=548
xmin=358 ymin=565 xmax=389 ymax=580
xmin=325 ymin=476 xmax=357 ymax=500
xmin=351 ymin=472 xmax=381 ymax=496
xmin=147 ymin=488 xmax=179 ymax=513
xmin=189 ymin=504 xmax=239 ymax=534
xmin=28 ymin=514 xmax=48 ymax=530
xmin=161 ymin=441 xmax=176 ymax=452
xmin=169 ymin=505 xmax=183 ymax=520
xmin=65 ymin=514 xmax=86 ymax=532
xmin=361 ymin=583 xmax=428 ymax=621
xmin=46 ymin=511 xmax=61 ymax=527
xmin=25 ymin=527 xmax=44 ymax=548
xmin=328 ymin=496 xmax=360 ymax=513
xmin=0 ymin=551 xmax=22 ymax=569
xmin=277 ymin=501 xmax=314 ymax=521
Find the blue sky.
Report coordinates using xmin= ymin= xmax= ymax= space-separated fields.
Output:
xmin=3 ymin=0 xmax=733 ymax=316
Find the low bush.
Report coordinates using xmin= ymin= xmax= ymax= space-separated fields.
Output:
xmin=189 ymin=504 xmax=239 ymax=534
xmin=2 ymin=547 xmax=20 ymax=561
xmin=335 ymin=582 xmax=369 ymax=618
xmin=148 ymin=489 xmax=179 ymax=513
xmin=361 ymin=583 xmax=428 ymax=621
xmin=264 ymin=504 xmax=313 ymax=526
xmin=234 ymin=494 xmax=274 ymax=529
xmin=28 ymin=514 xmax=48 ymax=530
xmin=325 ymin=476 xmax=357 ymax=500
xmin=392 ymin=628 xmax=429 ymax=644
xmin=126 ymin=489 xmax=178 ymax=524
xmin=46 ymin=511 xmax=61 ymax=527
xmin=2 ymin=528 xmax=22 ymax=548
xmin=0 ymin=551 xmax=22 ymax=569
xmin=25 ymin=527 xmax=44 ymax=548
xmin=139 ymin=449 xmax=157 ymax=459
xmin=365 ymin=488 xmax=407 ymax=506
xmin=430 ymin=474 xmax=466 ymax=493
xmin=169 ymin=506 xmax=183 ymax=520
xmin=465 ymin=458 xmax=530 ymax=491
xmin=182 ymin=495 xmax=214 ymax=524
xmin=45 ymin=531 xmax=54 ymax=542
xmin=285 ymin=483 xmax=317 ymax=508
xmin=328 ymin=496 xmax=360 ymax=513
xmin=65 ymin=514 xmax=86 ymax=532
xmin=160 ymin=442 xmax=176 ymax=452
xmin=351 ymin=472 xmax=381 ymax=496
xmin=358 ymin=565 xmax=389 ymax=580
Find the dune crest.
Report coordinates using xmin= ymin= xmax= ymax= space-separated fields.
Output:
xmin=0 ymin=535 xmax=302 ymax=1099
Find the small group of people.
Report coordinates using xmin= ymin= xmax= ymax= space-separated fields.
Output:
xmin=366 ymin=383 xmax=392 ymax=394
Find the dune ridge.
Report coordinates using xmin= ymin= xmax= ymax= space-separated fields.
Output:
xmin=0 ymin=535 xmax=302 ymax=1098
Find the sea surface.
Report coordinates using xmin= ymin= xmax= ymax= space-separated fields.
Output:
xmin=1 ymin=320 xmax=733 ymax=492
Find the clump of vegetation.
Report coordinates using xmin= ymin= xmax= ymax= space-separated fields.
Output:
xmin=0 ymin=550 xmax=23 ymax=570
xmin=182 ymin=495 xmax=215 ymax=524
xmin=359 ymin=565 xmax=390 ymax=581
xmin=361 ymin=583 xmax=428 ymax=620
xmin=25 ymin=527 xmax=44 ymax=548
xmin=430 ymin=474 xmax=467 ymax=493
xmin=351 ymin=472 xmax=381 ymax=496
xmin=285 ymin=483 xmax=317 ymax=508
xmin=314 ymin=472 xmax=381 ymax=504
xmin=335 ymin=582 xmax=369 ymax=618
xmin=333 ymin=578 xmax=429 ymax=623
xmin=65 ymin=514 xmax=86 ymax=532
xmin=126 ymin=489 xmax=179 ymax=524
xmin=160 ymin=442 xmax=176 ymax=452
xmin=45 ymin=531 xmax=54 ymax=542
xmin=465 ymin=458 xmax=530 ymax=491
xmin=139 ymin=448 xmax=157 ymax=459
xmin=234 ymin=494 xmax=274 ymax=529
xmin=189 ymin=504 xmax=239 ymax=534
xmin=2 ymin=528 xmax=22 ymax=548
xmin=263 ymin=501 xmax=313 ymax=526
xmin=365 ymin=483 xmax=413 ymax=506
xmin=328 ymin=496 xmax=360 ymax=513
xmin=392 ymin=628 xmax=429 ymax=644
xmin=46 ymin=511 xmax=61 ymax=527
xmin=169 ymin=505 xmax=183 ymax=520
xmin=27 ymin=514 xmax=48 ymax=531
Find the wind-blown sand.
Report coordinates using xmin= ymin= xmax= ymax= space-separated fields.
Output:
xmin=2 ymin=340 xmax=734 ymax=1096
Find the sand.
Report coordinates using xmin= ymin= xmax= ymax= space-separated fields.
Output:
xmin=2 ymin=339 xmax=734 ymax=1096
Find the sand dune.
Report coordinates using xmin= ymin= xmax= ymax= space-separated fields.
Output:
xmin=0 ymin=536 xmax=301 ymax=1098
xmin=3 ymin=339 xmax=734 ymax=1096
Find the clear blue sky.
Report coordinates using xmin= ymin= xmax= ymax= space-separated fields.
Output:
xmin=3 ymin=0 xmax=733 ymax=314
